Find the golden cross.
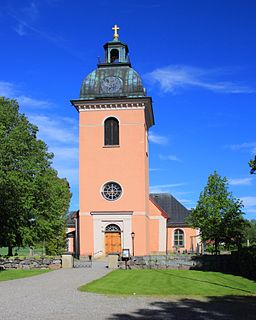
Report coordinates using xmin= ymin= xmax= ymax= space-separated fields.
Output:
xmin=112 ymin=24 xmax=120 ymax=39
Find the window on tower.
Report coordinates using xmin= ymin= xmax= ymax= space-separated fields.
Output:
xmin=104 ymin=117 xmax=119 ymax=146
xmin=110 ymin=49 xmax=119 ymax=63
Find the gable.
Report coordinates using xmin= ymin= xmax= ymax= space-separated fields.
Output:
xmin=150 ymin=193 xmax=191 ymax=226
xmin=149 ymin=197 xmax=169 ymax=219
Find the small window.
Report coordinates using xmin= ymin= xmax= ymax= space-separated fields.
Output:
xmin=110 ymin=49 xmax=119 ymax=63
xmin=104 ymin=117 xmax=119 ymax=146
xmin=105 ymin=224 xmax=121 ymax=232
xmin=174 ymin=229 xmax=184 ymax=247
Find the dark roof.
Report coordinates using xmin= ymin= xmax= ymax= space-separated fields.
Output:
xmin=150 ymin=193 xmax=191 ymax=226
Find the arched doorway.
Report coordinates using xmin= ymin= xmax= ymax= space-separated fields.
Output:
xmin=105 ymin=224 xmax=121 ymax=255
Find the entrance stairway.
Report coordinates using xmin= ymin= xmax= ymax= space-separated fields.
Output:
xmin=73 ymin=257 xmax=92 ymax=268
xmin=73 ymin=254 xmax=108 ymax=268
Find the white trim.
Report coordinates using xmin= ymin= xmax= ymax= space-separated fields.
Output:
xmin=74 ymin=102 xmax=146 ymax=112
xmin=79 ymin=106 xmax=144 ymax=112
xmin=148 ymin=216 xmax=162 ymax=220
xmin=79 ymin=212 xmax=91 ymax=216
xmin=102 ymin=115 xmax=120 ymax=126
xmin=92 ymin=213 xmax=132 ymax=256
xmin=133 ymin=211 xmax=147 ymax=216
xmin=172 ymin=228 xmax=186 ymax=248
xmin=159 ymin=216 xmax=166 ymax=251
xmin=91 ymin=211 xmax=133 ymax=215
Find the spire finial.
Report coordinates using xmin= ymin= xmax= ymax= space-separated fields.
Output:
xmin=112 ymin=24 xmax=120 ymax=40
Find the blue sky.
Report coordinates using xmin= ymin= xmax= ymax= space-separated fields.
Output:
xmin=0 ymin=0 xmax=255 ymax=218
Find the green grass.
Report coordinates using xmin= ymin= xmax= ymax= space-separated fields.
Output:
xmin=79 ymin=269 xmax=256 ymax=296
xmin=0 ymin=269 xmax=50 ymax=281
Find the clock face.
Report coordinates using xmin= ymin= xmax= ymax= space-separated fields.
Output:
xmin=101 ymin=76 xmax=122 ymax=93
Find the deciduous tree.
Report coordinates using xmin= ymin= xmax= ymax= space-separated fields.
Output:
xmin=187 ymin=171 xmax=246 ymax=254
xmin=249 ymin=156 xmax=256 ymax=174
xmin=244 ymin=220 xmax=256 ymax=245
xmin=0 ymin=97 xmax=71 ymax=255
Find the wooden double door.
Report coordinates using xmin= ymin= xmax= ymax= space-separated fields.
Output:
xmin=105 ymin=232 xmax=121 ymax=255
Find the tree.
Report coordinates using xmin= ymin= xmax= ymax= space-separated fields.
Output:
xmin=0 ymin=97 xmax=71 ymax=255
xmin=244 ymin=220 xmax=256 ymax=245
xmin=249 ymin=155 xmax=256 ymax=174
xmin=187 ymin=171 xmax=246 ymax=254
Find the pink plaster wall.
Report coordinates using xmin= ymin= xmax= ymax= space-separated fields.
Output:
xmin=148 ymin=219 xmax=159 ymax=253
xmin=79 ymin=108 xmax=150 ymax=256
xmin=79 ymin=216 xmax=94 ymax=256
xmin=167 ymin=227 xmax=198 ymax=253
xmin=132 ymin=215 xmax=148 ymax=255
xmin=79 ymin=109 xmax=149 ymax=213
xmin=148 ymin=198 xmax=163 ymax=253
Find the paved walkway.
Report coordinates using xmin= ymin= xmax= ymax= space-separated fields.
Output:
xmin=0 ymin=262 xmax=255 ymax=320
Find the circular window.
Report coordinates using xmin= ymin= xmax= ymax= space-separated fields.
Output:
xmin=102 ymin=182 xmax=122 ymax=201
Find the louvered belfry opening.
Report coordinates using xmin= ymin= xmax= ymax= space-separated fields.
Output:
xmin=104 ymin=117 xmax=119 ymax=145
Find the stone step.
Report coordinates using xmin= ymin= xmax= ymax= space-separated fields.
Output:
xmin=73 ymin=260 xmax=92 ymax=268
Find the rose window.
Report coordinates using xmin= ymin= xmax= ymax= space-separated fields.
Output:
xmin=102 ymin=182 xmax=122 ymax=201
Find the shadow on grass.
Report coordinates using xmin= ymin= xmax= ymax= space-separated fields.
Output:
xmin=108 ymin=295 xmax=256 ymax=320
xmin=154 ymin=269 xmax=255 ymax=294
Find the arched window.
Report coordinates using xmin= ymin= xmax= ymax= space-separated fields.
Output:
xmin=105 ymin=224 xmax=121 ymax=232
xmin=104 ymin=117 xmax=119 ymax=146
xmin=174 ymin=229 xmax=184 ymax=247
xmin=110 ymin=49 xmax=119 ymax=63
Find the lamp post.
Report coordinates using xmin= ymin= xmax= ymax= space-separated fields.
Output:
xmin=131 ymin=232 xmax=135 ymax=256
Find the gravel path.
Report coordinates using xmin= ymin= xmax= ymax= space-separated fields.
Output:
xmin=0 ymin=262 xmax=255 ymax=320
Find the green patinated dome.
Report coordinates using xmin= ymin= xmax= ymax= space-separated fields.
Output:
xmin=79 ymin=38 xmax=146 ymax=100
xmin=80 ymin=66 xmax=145 ymax=99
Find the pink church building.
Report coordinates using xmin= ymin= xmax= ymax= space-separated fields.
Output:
xmin=68 ymin=26 xmax=198 ymax=258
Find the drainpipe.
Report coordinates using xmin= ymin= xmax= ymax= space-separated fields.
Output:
xmin=75 ymin=213 xmax=80 ymax=259
xmin=166 ymin=218 xmax=169 ymax=255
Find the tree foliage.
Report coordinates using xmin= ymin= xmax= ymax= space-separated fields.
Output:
xmin=187 ymin=171 xmax=246 ymax=254
xmin=244 ymin=220 xmax=256 ymax=245
xmin=0 ymin=97 xmax=71 ymax=255
xmin=249 ymin=155 xmax=256 ymax=174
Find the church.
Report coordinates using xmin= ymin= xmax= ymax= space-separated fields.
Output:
xmin=67 ymin=26 xmax=198 ymax=258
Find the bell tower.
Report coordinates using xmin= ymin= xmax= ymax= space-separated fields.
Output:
xmin=71 ymin=26 xmax=154 ymax=257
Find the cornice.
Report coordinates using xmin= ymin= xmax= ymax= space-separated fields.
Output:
xmin=90 ymin=211 xmax=133 ymax=215
xmin=73 ymin=101 xmax=146 ymax=112
xmin=71 ymin=96 xmax=154 ymax=128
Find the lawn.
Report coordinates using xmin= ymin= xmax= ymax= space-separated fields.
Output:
xmin=0 ymin=269 xmax=50 ymax=281
xmin=79 ymin=269 xmax=256 ymax=296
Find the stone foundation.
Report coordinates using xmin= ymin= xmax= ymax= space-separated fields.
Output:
xmin=0 ymin=257 xmax=62 ymax=270
xmin=119 ymin=254 xmax=195 ymax=269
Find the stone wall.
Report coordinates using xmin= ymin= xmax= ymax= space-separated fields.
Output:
xmin=0 ymin=257 xmax=62 ymax=270
xmin=121 ymin=254 xmax=195 ymax=269
xmin=119 ymin=252 xmax=256 ymax=281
